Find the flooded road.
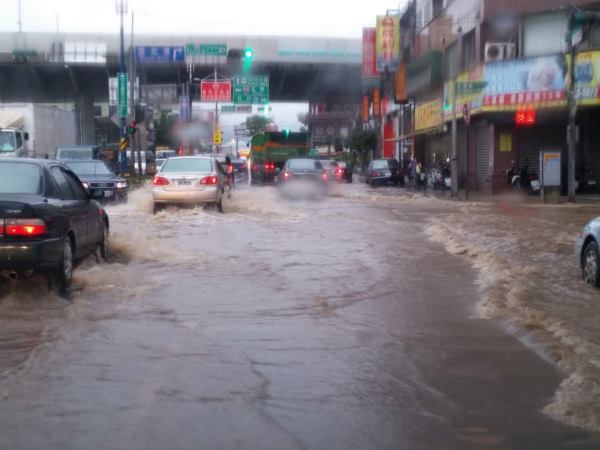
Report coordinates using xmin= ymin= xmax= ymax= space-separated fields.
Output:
xmin=1 ymin=184 xmax=600 ymax=449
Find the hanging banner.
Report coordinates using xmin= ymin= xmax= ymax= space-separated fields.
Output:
xmin=362 ymin=95 xmax=370 ymax=122
xmin=376 ymin=15 xmax=400 ymax=72
xmin=395 ymin=63 xmax=408 ymax=103
xmin=362 ymin=28 xmax=378 ymax=77
xmin=373 ymin=88 xmax=381 ymax=117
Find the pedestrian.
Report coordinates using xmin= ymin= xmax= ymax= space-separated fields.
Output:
xmin=409 ymin=158 xmax=417 ymax=188
xmin=225 ymin=155 xmax=234 ymax=188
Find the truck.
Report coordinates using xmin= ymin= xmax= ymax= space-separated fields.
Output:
xmin=250 ymin=131 xmax=312 ymax=184
xmin=0 ymin=103 xmax=77 ymax=159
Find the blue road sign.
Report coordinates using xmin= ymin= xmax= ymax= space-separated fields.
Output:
xmin=179 ymin=96 xmax=190 ymax=122
xmin=135 ymin=46 xmax=185 ymax=63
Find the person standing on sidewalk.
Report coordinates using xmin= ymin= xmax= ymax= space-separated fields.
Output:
xmin=409 ymin=158 xmax=417 ymax=188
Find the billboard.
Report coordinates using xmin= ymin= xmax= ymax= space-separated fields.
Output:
xmin=415 ymin=99 xmax=442 ymax=132
xmin=362 ymin=28 xmax=378 ymax=77
xmin=200 ymin=81 xmax=232 ymax=103
xmin=376 ymin=15 xmax=400 ymax=72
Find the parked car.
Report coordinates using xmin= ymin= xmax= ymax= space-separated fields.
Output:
xmin=65 ymin=160 xmax=128 ymax=203
xmin=576 ymin=217 xmax=600 ymax=287
xmin=0 ymin=158 xmax=108 ymax=293
xmin=155 ymin=149 xmax=177 ymax=159
xmin=55 ymin=145 xmax=102 ymax=161
xmin=278 ymin=158 xmax=328 ymax=198
xmin=151 ymin=156 xmax=230 ymax=213
xmin=365 ymin=159 xmax=403 ymax=186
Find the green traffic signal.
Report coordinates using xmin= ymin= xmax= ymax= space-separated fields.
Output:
xmin=283 ymin=129 xmax=290 ymax=138
xmin=243 ymin=47 xmax=253 ymax=59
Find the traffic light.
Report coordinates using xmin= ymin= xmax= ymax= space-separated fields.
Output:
xmin=127 ymin=120 xmax=137 ymax=135
xmin=283 ymin=128 xmax=290 ymax=138
xmin=242 ymin=47 xmax=253 ymax=74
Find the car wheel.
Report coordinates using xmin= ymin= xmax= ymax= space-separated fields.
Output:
xmin=582 ymin=241 xmax=600 ymax=287
xmin=216 ymin=196 xmax=224 ymax=213
xmin=153 ymin=203 xmax=163 ymax=214
xmin=99 ymin=222 xmax=109 ymax=261
xmin=52 ymin=237 xmax=73 ymax=294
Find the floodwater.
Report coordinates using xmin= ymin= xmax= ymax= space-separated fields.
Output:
xmin=0 ymin=183 xmax=600 ymax=450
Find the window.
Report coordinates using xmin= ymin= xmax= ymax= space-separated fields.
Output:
xmin=523 ymin=12 xmax=568 ymax=57
xmin=463 ymin=30 xmax=476 ymax=69
xmin=0 ymin=163 xmax=42 ymax=194
xmin=64 ymin=170 xmax=88 ymax=201
xmin=50 ymin=166 xmax=76 ymax=200
xmin=590 ymin=23 xmax=600 ymax=48
xmin=433 ymin=0 xmax=443 ymax=17
xmin=446 ymin=41 xmax=460 ymax=78
xmin=161 ymin=158 xmax=212 ymax=173
xmin=15 ymin=133 xmax=23 ymax=150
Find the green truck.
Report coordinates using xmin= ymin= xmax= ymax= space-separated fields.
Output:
xmin=250 ymin=131 xmax=312 ymax=184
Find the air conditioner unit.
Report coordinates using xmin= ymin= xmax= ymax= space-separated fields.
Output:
xmin=484 ymin=42 xmax=516 ymax=62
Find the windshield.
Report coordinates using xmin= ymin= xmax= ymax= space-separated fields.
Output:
xmin=288 ymin=159 xmax=322 ymax=170
xmin=0 ymin=130 xmax=16 ymax=153
xmin=67 ymin=161 xmax=113 ymax=176
xmin=161 ymin=158 xmax=212 ymax=173
xmin=0 ymin=162 xmax=42 ymax=194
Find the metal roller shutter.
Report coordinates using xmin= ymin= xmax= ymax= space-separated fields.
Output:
xmin=475 ymin=122 xmax=490 ymax=190
xmin=516 ymin=125 xmax=565 ymax=175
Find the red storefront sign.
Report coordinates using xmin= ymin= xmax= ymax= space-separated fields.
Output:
xmin=395 ymin=63 xmax=408 ymax=103
xmin=362 ymin=28 xmax=377 ymax=77
xmin=200 ymin=81 xmax=232 ymax=102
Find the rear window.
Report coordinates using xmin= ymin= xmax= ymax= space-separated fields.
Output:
xmin=161 ymin=158 xmax=212 ymax=173
xmin=56 ymin=147 xmax=95 ymax=160
xmin=67 ymin=161 xmax=113 ymax=176
xmin=288 ymin=159 xmax=322 ymax=170
xmin=0 ymin=163 xmax=42 ymax=194
xmin=372 ymin=160 xmax=389 ymax=169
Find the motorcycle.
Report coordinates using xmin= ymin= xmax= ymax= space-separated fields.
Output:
xmin=576 ymin=170 xmax=597 ymax=193
xmin=506 ymin=164 xmax=540 ymax=195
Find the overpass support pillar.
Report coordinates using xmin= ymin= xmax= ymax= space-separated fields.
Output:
xmin=75 ymin=93 xmax=95 ymax=145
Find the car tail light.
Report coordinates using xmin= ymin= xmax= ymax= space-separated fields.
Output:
xmin=336 ymin=168 xmax=343 ymax=175
xmin=5 ymin=218 xmax=47 ymax=237
xmin=153 ymin=176 xmax=170 ymax=186
xmin=322 ymin=170 xmax=328 ymax=180
xmin=200 ymin=176 xmax=218 ymax=185
xmin=283 ymin=171 xmax=292 ymax=179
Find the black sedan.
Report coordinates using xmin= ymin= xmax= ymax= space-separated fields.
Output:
xmin=0 ymin=158 xmax=109 ymax=293
xmin=278 ymin=158 xmax=328 ymax=198
xmin=365 ymin=159 xmax=404 ymax=186
xmin=66 ymin=160 xmax=128 ymax=203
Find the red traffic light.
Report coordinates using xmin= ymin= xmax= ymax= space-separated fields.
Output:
xmin=515 ymin=108 xmax=535 ymax=126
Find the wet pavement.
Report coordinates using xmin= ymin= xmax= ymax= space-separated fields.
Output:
xmin=1 ymin=183 xmax=600 ymax=449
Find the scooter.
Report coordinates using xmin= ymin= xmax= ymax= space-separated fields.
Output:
xmin=577 ymin=170 xmax=597 ymax=193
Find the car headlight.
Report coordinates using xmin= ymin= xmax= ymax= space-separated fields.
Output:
xmin=82 ymin=182 xmax=89 ymax=189
xmin=116 ymin=181 xmax=128 ymax=189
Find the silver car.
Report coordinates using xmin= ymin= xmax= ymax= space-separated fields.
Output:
xmin=152 ymin=156 xmax=229 ymax=213
xmin=576 ymin=216 xmax=600 ymax=287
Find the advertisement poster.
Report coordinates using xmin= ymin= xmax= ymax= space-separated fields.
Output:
xmin=483 ymin=55 xmax=567 ymax=110
xmin=376 ymin=15 xmax=400 ymax=72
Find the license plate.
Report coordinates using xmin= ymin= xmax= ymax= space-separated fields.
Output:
xmin=104 ymin=190 xmax=113 ymax=197
xmin=177 ymin=180 xmax=192 ymax=186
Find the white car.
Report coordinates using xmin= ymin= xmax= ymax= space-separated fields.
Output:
xmin=152 ymin=156 xmax=229 ymax=213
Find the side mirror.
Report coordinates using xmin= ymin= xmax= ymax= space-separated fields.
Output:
xmin=89 ymin=188 xmax=105 ymax=200
xmin=24 ymin=132 xmax=29 ymax=141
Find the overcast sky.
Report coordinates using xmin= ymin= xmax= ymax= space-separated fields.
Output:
xmin=1 ymin=0 xmax=406 ymax=37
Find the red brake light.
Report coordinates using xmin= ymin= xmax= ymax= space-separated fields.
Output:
xmin=283 ymin=171 xmax=292 ymax=179
xmin=322 ymin=171 xmax=328 ymax=180
xmin=5 ymin=218 xmax=47 ymax=237
xmin=153 ymin=176 xmax=170 ymax=186
xmin=200 ymin=176 xmax=218 ymax=185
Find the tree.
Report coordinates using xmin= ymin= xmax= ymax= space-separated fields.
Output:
xmin=245 ymin=115 xmax=273 ymax=136
xmin=348 ymin=128 xmax=378 ymax=170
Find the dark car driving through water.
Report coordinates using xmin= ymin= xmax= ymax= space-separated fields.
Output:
xmin=65 ymin=160 xmax=128 ymax=203
xmin=277 ymin=158 xmax=328 ymax=198
xmin=0 ymin=158 xmax=109 ymax=293
xmin=365 ymin=158 xmax=404 ymax=187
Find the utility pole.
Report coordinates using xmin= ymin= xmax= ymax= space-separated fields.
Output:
xmin=450 ymin=79 xmax=458 ymax=198
xmin=567 ymin=10 xmax=577 ymax=203
xmin=214 ymin=67 xmax=220 ymax=154
xmin=17 ymin=0 xmax=22 ymax=32
xmin=117 ymin=0 xmax=127 ymax=175
xmin=130 ymin=11 xmax=142 ymax=177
